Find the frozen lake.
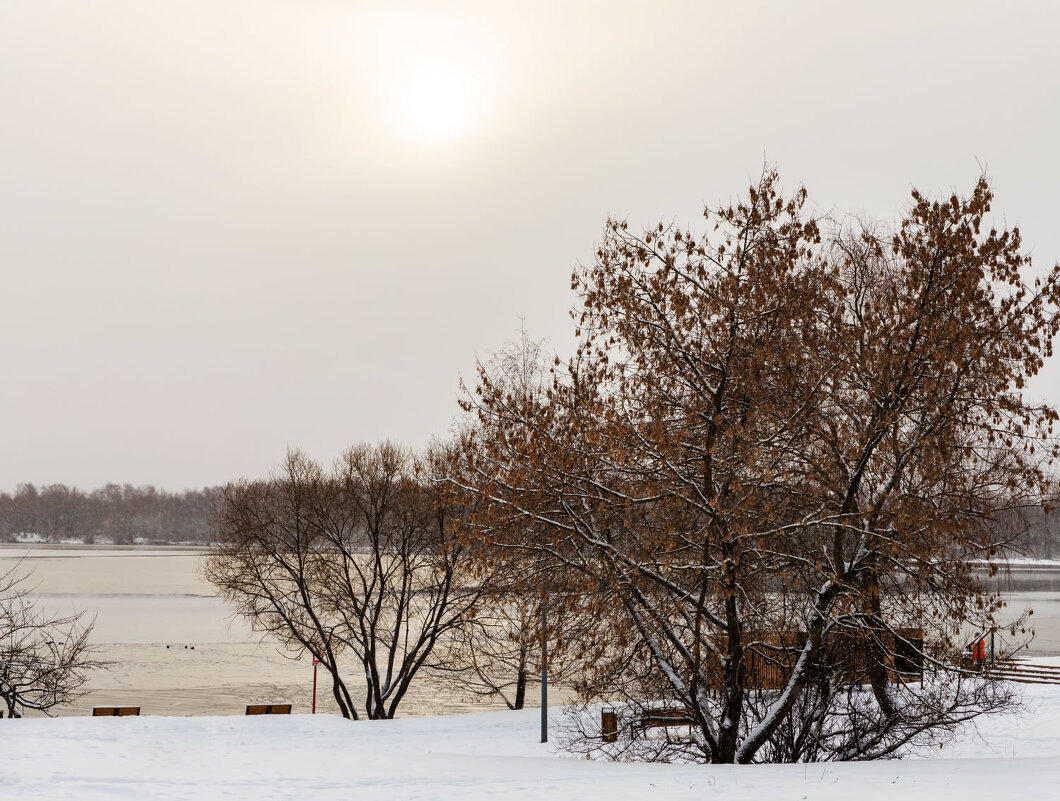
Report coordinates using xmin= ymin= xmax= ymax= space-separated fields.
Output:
xmin=981 ymin=565 xmax=1060 ymax=656
xmin=0 ymin=545 xmax=515 ymax=718
xmin=4 ymin=545 xmax=1060 ymax=718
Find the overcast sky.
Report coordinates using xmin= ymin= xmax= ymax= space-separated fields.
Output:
xmin=2 ymin=0 xmax=1059 ymax=492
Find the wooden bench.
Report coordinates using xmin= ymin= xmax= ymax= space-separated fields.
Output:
xmin=92 ymin=707 xmax=140 ymax=717
xmin=632 ymin=706 xmax=694 ymax=738
xmin=245 ymin=704 xmax=292 ymax=715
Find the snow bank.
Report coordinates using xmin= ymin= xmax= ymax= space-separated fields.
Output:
xmin=4 ymin=684 xmax=1060 ymax=800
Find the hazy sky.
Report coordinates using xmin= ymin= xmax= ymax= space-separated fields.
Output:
xmin=2 ymin=1 xmax=1059 ymax=491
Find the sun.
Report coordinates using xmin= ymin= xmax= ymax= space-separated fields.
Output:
xmin=350 ymin=10 xmax=500 ymax=146
xmin=396 ymin=62 xmax=477 ymax=141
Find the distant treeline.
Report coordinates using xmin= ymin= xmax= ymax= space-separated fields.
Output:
xmin=1 ymin=480 xmax=1059 ymax=555
xmin=0 ymin=483 xmax=220 ymax=545
xmin=1003 ymin=502 xmax=1060 ymax=559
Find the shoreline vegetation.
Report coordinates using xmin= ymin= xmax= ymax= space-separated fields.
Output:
xmin=3 ymin=481 xmax=1060 ymax=558
xmin=0 ymin=484 xmax=218 ymax=546
xmin=7 ymin=542 xmax=1060 ymax=570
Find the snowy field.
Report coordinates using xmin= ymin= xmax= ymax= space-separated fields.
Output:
xmin=5 ymin=669 xmax=1060 ymax=801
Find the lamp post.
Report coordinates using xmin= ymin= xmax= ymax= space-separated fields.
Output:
xmin=539 ymin=527 xmax=549 ymax=744
xmin=311 ymin=652 xmax=320 ymax=714
xmin=540 ymin=587 xmax=548 ymax=743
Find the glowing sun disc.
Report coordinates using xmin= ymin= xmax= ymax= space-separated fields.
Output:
xmin=395 ymin=64 xmax=479 ymax=141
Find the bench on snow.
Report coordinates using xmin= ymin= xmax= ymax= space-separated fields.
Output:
xmin=92 ymin=706 xmax=141 ymax=716
xmin=245 ymin=704 xmax=292 ymax=715
xmin=602 ymin=706 xmax=696 ymax=741
xmin=635 ymin=706 xmax=695 ymax=735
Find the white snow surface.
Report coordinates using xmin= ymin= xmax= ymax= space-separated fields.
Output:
xmin=5 ymin=680 xmax=1060 ymax=800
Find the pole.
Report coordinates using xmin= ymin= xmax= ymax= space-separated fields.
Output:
xmin=540 ymin=592 xmax=548 ymax=744
xmin=312 ymin=654 xmax=319 ymax=714
xmin=539 ymin=524 xmax=549 ymax=745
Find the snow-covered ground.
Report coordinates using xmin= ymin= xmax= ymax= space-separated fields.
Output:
xmin=5 ymin=673 xmax=1060 ymax=801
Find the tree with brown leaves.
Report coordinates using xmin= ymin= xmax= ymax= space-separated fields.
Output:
xmin=448 ymin=171 xmax=1059 ymax=762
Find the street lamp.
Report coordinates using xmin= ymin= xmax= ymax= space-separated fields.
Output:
xmin=539 ymin=528 xmax=548 ymax=744
xmin=312 ymin=652 xmax=321 ymax=714
xmin=540 ymin=584 xmax=548 ymax=743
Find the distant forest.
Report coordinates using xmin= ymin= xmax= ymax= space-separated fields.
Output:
xmin=1 ymin=481 xmax=1059 ymax=556
xmin=1003 ymin=503 xmax=1060 ymax=560
xmin=0 ymin=484 xmax=219 ymax=545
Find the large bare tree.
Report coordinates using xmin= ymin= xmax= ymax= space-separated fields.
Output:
xmin=448 ymin=171 xmax=1059 ymax=762
xmin=205 ymin=443 xmax=486 ymax=720
xmin=1 ymin=563 xmax=100 ymax=718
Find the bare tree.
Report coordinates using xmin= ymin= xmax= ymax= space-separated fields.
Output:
xmin=432 ymin=327 xmax=595 ymax=709
xmin=435 ymin=510 xmax=601 ymax=716
xmin=205 ymin=442 xmax=487 ymax=720
xmin=448 ymin=171 xmax=1058 ymax=762
xmin=0 ymin=563 xmax=100 ymax=718
xmin=433 ymin=556 xmax=595 ymax=709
